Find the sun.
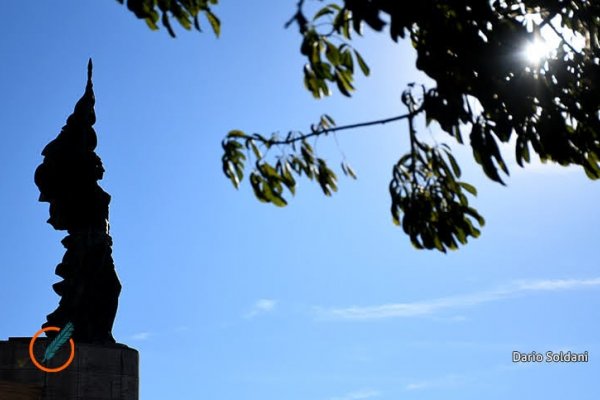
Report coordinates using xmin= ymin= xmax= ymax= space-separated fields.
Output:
xmin=524 ymin=38 xmax=555 ymax=64
xmin=521 ymin=13 xmax=587 ymax=66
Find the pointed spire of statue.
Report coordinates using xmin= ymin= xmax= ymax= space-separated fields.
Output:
xmin=65 ymin=57 xmax=96 ymax=139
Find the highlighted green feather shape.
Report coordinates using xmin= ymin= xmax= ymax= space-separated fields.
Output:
xmin=42 ymin=322 xmax=74 ymax=363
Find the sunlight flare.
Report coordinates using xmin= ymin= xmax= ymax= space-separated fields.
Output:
xmin=524 ymin=38 xmax=554 ymax=64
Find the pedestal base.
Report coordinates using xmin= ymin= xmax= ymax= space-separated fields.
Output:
xmin=0 ymin=337 xmax=138 ymax=400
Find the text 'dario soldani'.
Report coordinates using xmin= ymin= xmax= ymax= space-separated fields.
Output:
xmin=513 ymin=351 xmax=589 ymax=363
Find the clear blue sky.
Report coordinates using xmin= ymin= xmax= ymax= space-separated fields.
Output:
xmin=1 ymin=1 xmax=598 ymax=399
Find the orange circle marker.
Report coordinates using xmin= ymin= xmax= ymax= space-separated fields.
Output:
xmin=29 ymin=326 xmax=75 ymax=373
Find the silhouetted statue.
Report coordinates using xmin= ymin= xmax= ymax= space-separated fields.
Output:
xmin=34 ymin=60 xmax=121 ymax=344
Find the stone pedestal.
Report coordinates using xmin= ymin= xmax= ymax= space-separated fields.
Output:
xmin=0 ymin=337 xmax=138 ymax=400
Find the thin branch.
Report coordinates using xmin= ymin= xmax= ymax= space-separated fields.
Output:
xmin=547 ymin=20 xmax=580 ymax=54
xmin=538 ymin=10 xmax=558 ymax=29
xmin=406 ymin=106 xmax=419 ymax=187
xmin=284 ymin=0 xmax=307 ymax=31
xmin=264 ymin=108 xmax=424 ymax=146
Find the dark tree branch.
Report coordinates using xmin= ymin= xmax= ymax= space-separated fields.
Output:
xmin=408 ymin=111 xmax=418 ymax=186
xmin=284 ymin=0 xmax=307 ymax=32
xmin=263 ymin=108 xmax=424 ymax=146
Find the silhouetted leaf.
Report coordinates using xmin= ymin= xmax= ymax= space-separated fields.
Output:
xmin=227 ymin=130 xmax=246 ymax=138
xmin=205 ymin=9 xmax=221 ymax=36
xmin=119 ymin=0 xmax=220 ymax=37
xmin=354 ymin=50 xmax=370 ymax=76
xmin=458 ymin=182 xmax=477 ymax=196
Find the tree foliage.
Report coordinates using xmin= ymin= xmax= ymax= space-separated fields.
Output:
xmin=118 ymin=0 xmax=600 ymax=252
xmin=116 ymin=0 xmax=220 ymax=37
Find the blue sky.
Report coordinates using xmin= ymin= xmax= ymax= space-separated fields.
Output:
xmin=0 ymin=1 xmax=598 ymax=399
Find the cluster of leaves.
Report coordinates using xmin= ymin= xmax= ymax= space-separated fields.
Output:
xmin=390 ymin=140 xmax=484 ymax=252
xmin=391 ymin=90 xmax=484 ymax=252
xmin=116 ymin=0 xmax=220 ymax=37
xmin=222 ymin=114 xmax=356 ymax=207
xmin=287 ymin=2 xmax=370 ymax=97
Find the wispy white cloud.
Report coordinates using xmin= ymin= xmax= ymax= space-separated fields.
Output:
xmin=515 ymin=277 xmax=600 ymax=291
xmin=329 ymin=389 xmax=381 ymax=400
xmin=316 ymin=278 xmax=600 ymax=320
xmin=130 ymin=331 xmax=151 ymax=341
xmin=244 ymin=298 xmax=278 ymax=319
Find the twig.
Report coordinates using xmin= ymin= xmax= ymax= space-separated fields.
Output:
xmin=284 ymin=0 xmax=307 ymax=31
xmin=262 ymin=108 xmax=424 ymax=146
xmin=547 ymin=20 xmax=580 ymax=54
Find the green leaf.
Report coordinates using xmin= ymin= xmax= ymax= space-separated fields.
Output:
xmin=161 ymin=12 xmax=175 ymax=38
xmin=300 ymin=141 xmax=314 ymax=164
xmin=234 ymin=162 xmax=244 ymax=182
xmin=249 ymin=141 xmax=262 ymax=159
xmin=310 ymin=38 xmax=321 ymax=64
xmin=205 ymin=9 xmax=221 ymax=36
xmin=354 ymin=50 xmax=370 ymax=76
xmin=458 ymin=181 xmax=477 ymax=195
xmin=315 ymin=159 xmax=338 ymax=195
xmin=470 ymin=122 xmax=507 ymax=185
xmin=320 ymin=115 xmax=332 ymax=129
xmin=341 ymin=49 xmax=354 ymax=73
xmin=451 ymin=125 xmax=464 ymax=144
xmin=262 ymin=181 xmax=287 ymax=207
xmin=314 ymin=6 xmax=334 ymax=20
xmin=145 ymin=15 xmax=160 ymax=31
xmin=583 ymin=165 xmax=600 ymax=180
xmin=334 ymin=70 xmax=353 ymax=96
xmin=325 ymin=41 xmax=340 ymax=65
xmin=281 ymin=161 xmax=297 ymax=195
xmin=225 ymin=161 xmax=240 ymax=188
xmin=342 ymin=11 xmax=351 ymax=38
xmin=250 ymin=173 xmax=268 ymax=203
xmin=346 ymin=163 xmax=357 ymax=179
xmin=455 ymin=226 xmax=467 ymax=244
xmin=260 ymin=162 xmax=279 ymax=180
xmin=445 ymin=151 xmax=461 ymax=177
xmin=175 ymin=13 xmax=192 ymax=30
xmin=433 ymin=235 xmax=444 ymax=252
xmin=347 ymin=167 xmax=357 ymax=179
xmin=227 ymin=130 xmax=246 ymax=138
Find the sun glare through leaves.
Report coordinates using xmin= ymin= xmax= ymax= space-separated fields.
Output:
xmin=521 ymin=13 xmax=587 ymax=65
